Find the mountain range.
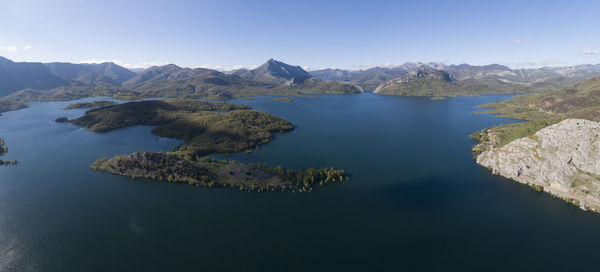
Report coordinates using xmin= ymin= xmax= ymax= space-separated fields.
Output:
xmin=45 ymin=62 xmax=137 ymax=85
xmin=0 ymin=56 xmax=68 ymax=97
xmin=0 ymin=57 xmax=363 ymax=102
xmin=1 ymin=55 xmax=600 ymax=103
xmin=310 ymin=62 xmax=600 ymax=92
xmin=373 ymin=67 xmax=529 ymax=97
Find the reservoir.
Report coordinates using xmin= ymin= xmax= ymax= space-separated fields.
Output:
xmin=1 ymin=93 xmax=600 ymax=271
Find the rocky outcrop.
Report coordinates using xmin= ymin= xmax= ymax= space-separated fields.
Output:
xmin=373 ymin=68 xmax=457 ymax=96
xmin=476 ymin=118 xmax=600 ymax=211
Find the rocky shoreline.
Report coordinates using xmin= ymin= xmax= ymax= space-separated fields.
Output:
xmin=475 ymin=119 xmax=600 ymax=212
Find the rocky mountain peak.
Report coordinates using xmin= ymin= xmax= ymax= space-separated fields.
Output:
xmin=403 ymin=68 xmax=455 ymax=83
xmin=234 ymin=59 xmax=311 ymax=84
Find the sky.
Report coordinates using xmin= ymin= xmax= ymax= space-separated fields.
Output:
xmin=1 ymin=0 xmax=599 ymax=70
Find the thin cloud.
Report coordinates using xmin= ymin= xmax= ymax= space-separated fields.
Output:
xmin=0 ymin=45 xmax=33 ymax=51
xmin=514 ymin=38 xmax=533 ymax=44
xmin=311 ymin=60 xmax=444 ymax=71
xmin=198 ymin=64 xmax=257 ymax=71
xmin=231 ymin=64 xmax=254 ymax=70
xmin=499 ymin=59 xmax=568 ymax=69
xmin=78 ymin=60 xmax=256 ymax=71
xmin=129 ymin=61 xmax=170 ymax=69
xmin=578 ymin=49 xmax=599 ymax=55
xmin=0 ymin=46 xmax=19 ymax=52
xmin=198 ymin=64 xmax=226 ymax=70
xmin=79 ymin=59 xmax=114 ymax=64
xmin=78 ymin=59 xmax=170 ymax=69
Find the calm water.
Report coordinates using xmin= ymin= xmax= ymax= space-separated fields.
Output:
xmin=2 ymin=93 xmax=600 ymax=271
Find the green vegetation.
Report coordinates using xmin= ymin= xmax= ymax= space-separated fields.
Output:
xmin=471 ymin=75 xmax=600 ymax=152
xmin=272 ymin=97 xmax=295 ymax=102
xmin=470 ymin=120 xmax=556 ymax=154
xmin=69 ymin=99 xmax=292 ymax=156
xmin=563 ymin=197 xmax=581 ymax=207
xmin=62 ymin=100 xmax=116 ymax=110
xmin=531 ymin=184 xmax=544 ymax=192
xmin=91 ymin=152 xmax=347 ymax=192
xmin=0 ymin=138 xmax=18 ymax=166
xmin=478 ymin=76 xmax=600 ymax=121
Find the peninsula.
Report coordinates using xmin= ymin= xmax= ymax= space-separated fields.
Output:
xmin=472 ymin=75 xmax=600 ymax=211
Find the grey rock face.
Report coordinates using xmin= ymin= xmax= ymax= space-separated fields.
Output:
xmin=476 ymin=118 xmax=600 ymax=211
xmin=373 ymin=68 xmax=454 ymax=94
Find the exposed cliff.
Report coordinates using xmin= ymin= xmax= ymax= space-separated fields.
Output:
xmin=476 ymin=118 xmax=600 ymax=211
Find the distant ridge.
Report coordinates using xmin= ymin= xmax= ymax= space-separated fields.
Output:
xmin=123 ymin=64 xmax=222 ymax=87
xmin=0 ymin=55 xmax=597 ymax=102
xmin=310 ymin=62 xmax=600 ymax=90
xmin=45 ymin=62 xmax=136 ymax=85
xmin=374 ymin=67 xmax=529 ymax=97
xmin=0 ymin=56 xmax=69 ymax=97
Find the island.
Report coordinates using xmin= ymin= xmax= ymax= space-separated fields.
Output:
xmin=68 ymin=99 xmax=348 ymax=191
xmin=471 ymin=75 xmax=600 ymax=212
xmin=92 ymin=152 xmax=346 ymax=192
xmin=62 ymin=100 xmax=116 ymax=110
xmin=55 ymin=117 xmax=69 ymax=123
xmin=272 ymin=97 xmax=295 ymax=102
xmin=0 ymin=138 xmax=6 ymax=156
xmin=0 ymin=138 xmax=18 ymax=166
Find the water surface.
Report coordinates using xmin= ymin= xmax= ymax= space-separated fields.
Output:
xmin=1 ymin=94 xmax=600 ymax=271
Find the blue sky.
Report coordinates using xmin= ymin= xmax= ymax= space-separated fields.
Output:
xmin=1 ymin=0 xmax=599 ymax=70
